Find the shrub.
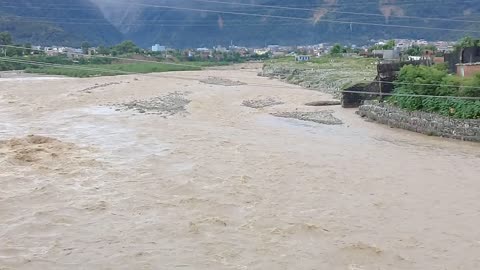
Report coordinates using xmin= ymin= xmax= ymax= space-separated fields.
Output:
xmin=390 ymin=65 xmax=480 ymax=119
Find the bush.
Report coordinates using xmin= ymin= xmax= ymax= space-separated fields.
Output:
xmin=0 ymin=60 xmax=28 ymax=71
xmin=461 ymin=74 xmax=480 ymax=97
xmin=390 ymin=65 xmax=480 ymax=119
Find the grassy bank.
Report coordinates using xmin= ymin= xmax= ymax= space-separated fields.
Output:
xmin=261 ymin=56 xmax=377 ymax=95
xmin=1 ymin=55 xmax=233 ymax=78
xmin=24 ymin=62 xmax=205 ymax=78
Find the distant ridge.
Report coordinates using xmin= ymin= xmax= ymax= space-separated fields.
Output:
xmin=2 ymin=0 xmax=480 ymax=47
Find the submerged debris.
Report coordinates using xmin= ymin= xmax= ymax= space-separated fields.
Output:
xmin=242 ymin=97 xmax=284 ymax=109
xmin=305 ymin=100 xmax=341 ymax=106
xmin=80 ymin=82 xmax=124 ymax=93
xmin=272 ymin=110 xmax=343 ymax=125
xmin=200 ymin=77 xmax=246 ymax=86
xmin=115 ymin=91 xmax=191 ymax=117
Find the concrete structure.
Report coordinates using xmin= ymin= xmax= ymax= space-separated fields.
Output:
xmin=214 ymin=45 xmax=228 ymax=52
xmin=254 ymin=49 xmax=269 ymax=55
xmin=295 ymin=55 xmax=310 ymax=62
xmin=445 ymin=46 xmax=480 ymax=74
xmin=461 ymin=47 xmax=480 ymax=63
xmin=434 ymin=57 xmax=445 ymax=63
xmin=152 ymin=44 xmax=166 ymax=52
xmin=456 ymin=63 xmax=480 ymax=77
xmin=267 ymin=45 xmax=280 ymax=52
xmin=408 ymin=56 xmax=422 ymax=61
xmin=342 ymin=61 xmax=426 ymax=108
xmin=372 ymin=49 xmax=400 ymax=60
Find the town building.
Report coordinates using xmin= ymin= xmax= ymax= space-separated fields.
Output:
xmin=152 ymin=44 xmax=166 ymax=52
xmin=214 ymin=45 xmax=228 ymax=52
xmin=372 ymin=49 xmax=400 ymax=60
xmin=295 ymin=55 xmax=310 ymax=62
xmin=254 ymin=49 xmax=269 ymax=55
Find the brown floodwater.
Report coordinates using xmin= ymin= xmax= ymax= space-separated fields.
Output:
xmin=1 ymin=65 xmax=479 ymax=269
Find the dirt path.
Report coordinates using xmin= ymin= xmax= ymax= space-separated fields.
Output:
xmin=1 ymin=65 xmax=479 ymax=270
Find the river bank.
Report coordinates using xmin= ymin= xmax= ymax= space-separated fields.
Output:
xmin=260 ymin=56 xmax=377 ymax=97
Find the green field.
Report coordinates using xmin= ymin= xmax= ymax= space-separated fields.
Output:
xmin=23 ymin=61 xmax=229 ymax=78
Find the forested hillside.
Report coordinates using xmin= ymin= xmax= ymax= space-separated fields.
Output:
xmin=0 ymin=0 xmax=122 ymax=46
xmin=1 ymin=0 xmax=480 ymax=47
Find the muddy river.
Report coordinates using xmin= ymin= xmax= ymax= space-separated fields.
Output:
xmin=1 ymin=65 xmax=479 ymax=269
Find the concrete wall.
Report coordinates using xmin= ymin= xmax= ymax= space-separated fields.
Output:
xmin=357 ymin=101 xmax=480 ymax=142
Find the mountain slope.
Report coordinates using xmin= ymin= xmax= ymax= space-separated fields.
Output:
xmin=2 ymin=0 xmax=480 ymax=47
xmin=0 ymin=0 xmax=123 ymax=46
xmin=101 ymin=0 xmax=480 ymax=47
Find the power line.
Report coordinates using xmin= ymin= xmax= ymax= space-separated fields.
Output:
xmin=119 ymin=2 xmax=480 ymax=34
xmin=2 ymin=1 xmax=480 ymax=32
xmin=171 ymin=0 xmax=480 ymax=24
xmin=2 ymin=2 xmax=479 ymax=34
xmin=0 ymin=17 xmax=306 ymax=27
xmin=2 ymin=57 xmax=480 ymax=100
xmin=2 ymin=15 xmax=285 ymax=23
xmin=2 ymin=0 xmax=477 ymax=10
xmin=4 ymin=12 xmax=479 ymax=26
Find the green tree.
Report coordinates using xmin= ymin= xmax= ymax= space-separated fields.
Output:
xmin=0 ymin=32 xmax=12 ymax=45
xmin=97 ymin=45 xmax=111 ymax=55
xmin=369 ymin=40 xmax=396 ymax=52
xmin=113 ymin=40 xmax=140 ymax=55
xmin=0 ymin=32 xmax=13 ymax=56
xmin=384 ymin=40 xmax=396 ymax=50
xmin=330 ymin=44 xmax=342 ymax=55
xmin=406 ymin=45 xmax=422 ymax=56
xmin=424 ymin=44 xmax=438 ymax=52
xmin=24 ymin=43 xmax=32 ymax=55
xmin=455 ymin=36 xmax=480 ymax=51
xmin=81 ymin=41 xmax=90 ymax=55
xmin=6 ymin=44 xmax=25 ymax=57
xmin=461 ymin=73 xmax=480 ymax=97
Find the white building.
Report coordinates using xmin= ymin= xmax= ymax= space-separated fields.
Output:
xmin=295 ymin=55 xmax=311 ymax=62
xmin=214 ymin=45 xmax=228 ymax=52
xmin=152 ymin=44 xmax=166 ymax=52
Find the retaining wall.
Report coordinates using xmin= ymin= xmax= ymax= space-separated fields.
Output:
xmin=357 ymin=102 xmax=480 ymax=142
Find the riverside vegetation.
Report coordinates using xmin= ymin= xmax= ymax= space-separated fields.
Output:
xmin=262 ymin=52 xmax=479 ymax=120
xmin=390 ymin=64 xmax=480 ymax=119
xmin=0 ymin=34 xmax=246 ymax=77
xmin=0 ymin=56 xmax=208 ymax=77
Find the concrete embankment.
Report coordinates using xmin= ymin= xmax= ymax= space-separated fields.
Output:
xmin=358 ymin=101 xmax=480 ymax=142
